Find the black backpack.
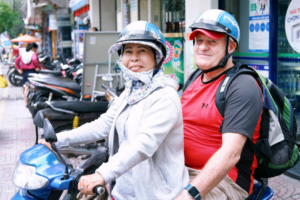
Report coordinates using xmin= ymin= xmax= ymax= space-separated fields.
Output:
xmin=183 ymin=62 xmax=299 ymax=179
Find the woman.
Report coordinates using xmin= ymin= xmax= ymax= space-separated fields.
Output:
xmin=15 ymin=42 xmax=41 ymax=85
xmin=40 ymin=21 xmax=189 ymax=200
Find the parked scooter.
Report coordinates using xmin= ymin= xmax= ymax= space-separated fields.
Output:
xmin=11 ymin=111 xmax=108 ymax=200
xmin=26 ymin=64 xmax=85 ymax=118
xmin=34 ymin=83 xmax=120 ymax=156
xmin=7 ymin=53 xmax=68 ymax=86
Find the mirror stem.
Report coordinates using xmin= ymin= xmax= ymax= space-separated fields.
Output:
xmin=51 ymin=143 xmax=69 ymax=180
xmin=35 ymin=126 xmax=38 ymax=145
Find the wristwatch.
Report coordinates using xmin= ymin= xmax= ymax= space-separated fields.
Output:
xmin=184 ymin=184 xmax=201 ymax=200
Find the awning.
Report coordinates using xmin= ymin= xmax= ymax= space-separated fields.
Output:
xmin=11 ymin=34 xmax=42 ymax=43
xmin=32 ymin=0 xmax=68 ymax=8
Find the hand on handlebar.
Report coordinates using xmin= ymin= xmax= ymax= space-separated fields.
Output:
xmin=78 ymin=173 xmax=105 ymax=197
xmin=35 ymin=68 xmax=41 ymax=72
xmin=38 ymin=139 xmax=53 ymax=150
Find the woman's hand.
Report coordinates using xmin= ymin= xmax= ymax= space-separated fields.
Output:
xmin=78 ymin=173 xmax=105 ymax=197
xmin=35 ymin=68 xmax=40 ymax=72
xmin=38 ymin=139 xmax=53 ymax=150
xmin=18 ymin=69 xmax=23 ymax=74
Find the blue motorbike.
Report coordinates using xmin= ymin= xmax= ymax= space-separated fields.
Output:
xmin=10 ymin=111 xmax=274 ymax=200
xmin=11 ymin=111 xmax=109 ymax=200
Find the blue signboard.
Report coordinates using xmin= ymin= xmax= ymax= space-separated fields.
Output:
xmin=248 ymin=64 xmax=269 ymax=78
xmin=3 ymin=40 xmax=11 ymax=47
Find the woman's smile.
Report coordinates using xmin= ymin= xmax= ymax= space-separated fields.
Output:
xmin=122 ymin=43 xmax=156 ymax=73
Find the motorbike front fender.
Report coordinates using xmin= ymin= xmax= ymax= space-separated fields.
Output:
xmin=11 ymin=188 xmax=54 ymax=200
xmin=11 ymin=189 xmax=37 ymax=200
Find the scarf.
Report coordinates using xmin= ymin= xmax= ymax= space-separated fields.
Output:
xmin=118 ymin=60 xmax=165 ymax=105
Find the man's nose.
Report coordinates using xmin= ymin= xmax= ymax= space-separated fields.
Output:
xmin=197 ymin=42 xmax=209 ymax=51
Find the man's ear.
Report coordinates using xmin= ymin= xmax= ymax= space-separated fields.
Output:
xmin=228 ymin=40 xmax=237 ymax=54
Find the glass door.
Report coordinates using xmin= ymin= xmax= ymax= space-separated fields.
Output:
xmin=277 ymin=0 xmax=300 ymax=143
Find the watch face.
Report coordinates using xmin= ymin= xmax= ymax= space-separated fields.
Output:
xmin=188 ymin=186 xmax=200 ymax=198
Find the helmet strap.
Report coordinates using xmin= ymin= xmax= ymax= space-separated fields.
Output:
xmin=153 ymin=58 xmax=165 ymax=76
xmin=202 ymin=35 xmax=232 ymax=73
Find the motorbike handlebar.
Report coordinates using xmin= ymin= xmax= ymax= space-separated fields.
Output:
xmin=101 ymin=84 xmax=118 ymax=98
xmin=93 ymin=185 xmax=105 ymax=195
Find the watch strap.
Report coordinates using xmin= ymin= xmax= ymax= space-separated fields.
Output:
xmin=184 ymin=184 xmax=201 ymax=200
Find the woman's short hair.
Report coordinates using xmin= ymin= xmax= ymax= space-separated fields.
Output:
xmin=26 ymin=43 xmax=38 ymax=52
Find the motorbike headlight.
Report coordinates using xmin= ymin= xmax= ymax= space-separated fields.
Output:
xmin=13 ymin=160 xmax=48 ymax=190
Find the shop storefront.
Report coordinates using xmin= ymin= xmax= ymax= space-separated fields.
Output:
xmin=219 ymin=0 xmax=300 ymax=178
xmin=125 ymin=0 xmax=186 ymax=91
xmin=71 ymin=0 xmax=90 ymax=59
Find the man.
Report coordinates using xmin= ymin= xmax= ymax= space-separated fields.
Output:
xmin=176 ymin=9 xmax=263 ymax=200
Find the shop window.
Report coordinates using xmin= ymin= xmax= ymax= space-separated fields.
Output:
xmin=137 ymin=0 xmax=184 ymax=33
xmin=162 ymin=0 xmax=185 ymax=33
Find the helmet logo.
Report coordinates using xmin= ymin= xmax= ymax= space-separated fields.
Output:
xmin=151 ymin=30 xmax=161 ymax=40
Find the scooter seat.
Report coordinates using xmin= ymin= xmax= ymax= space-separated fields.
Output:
xmin=34 ymin=77 xmax=81 ymax=91
xmin=29 ymin=73 xmax=73 ymax=81
xmin=50 ymin=101 xmax=108 ymax=113
xmin=39 ymin=69 xmax=62 ymax=76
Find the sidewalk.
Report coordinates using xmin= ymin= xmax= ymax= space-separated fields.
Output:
xmin=1 ymin=62 xmax=300 ymax=199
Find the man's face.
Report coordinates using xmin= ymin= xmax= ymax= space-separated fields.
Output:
xmin=193 ymin=32 xmax=227 ymax=70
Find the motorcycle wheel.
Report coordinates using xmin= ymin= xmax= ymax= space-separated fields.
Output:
xmin=8 ymin=71 xmax=23 ymax=86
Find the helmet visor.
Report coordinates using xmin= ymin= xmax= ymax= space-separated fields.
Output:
xmin=108 ymin=40 xmax=164 ymax=64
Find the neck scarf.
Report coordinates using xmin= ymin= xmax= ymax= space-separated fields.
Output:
xmin=118 ymin=60 xmax=165 ymax=105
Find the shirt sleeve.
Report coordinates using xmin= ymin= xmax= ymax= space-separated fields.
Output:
xmin=15 ymin=55 xmax=21 ymax=70
xmin=221 ymin=74 xmax=263 ymax=139
xmin=32 ymin=53 xmax=41 ymax=68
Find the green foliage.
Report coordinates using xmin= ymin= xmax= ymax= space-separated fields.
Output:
xmin=0 ymin=1 xmax=25 ymax=38
xmin=0 ymin=2 xmax=17 ymax=33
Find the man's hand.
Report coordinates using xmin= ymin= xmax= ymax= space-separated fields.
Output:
xmin=38 ymin=139 xmax=53 ymax=150
xmin=18 ymin=69 xmax=23 ymax=74
xmin=174 ymin=190 xmax=193 ymax=200
xmin=78 ymin=173 xmax=105 ymax=197
xmin=35 ymin=68 xmax=40 ymax=72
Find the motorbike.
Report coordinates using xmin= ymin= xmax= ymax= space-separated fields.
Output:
xmin=7 ymin=53 xmax=67 ymax=87
xmin=12 ymin=111 xmax=274 ymax=200
xmin=26 ymin=65 xmax=85 ymax=118
xmin=34 ymin=83 xmax=120 ymax=157
xmin=11 ymin=111 xmax=108 ymax=200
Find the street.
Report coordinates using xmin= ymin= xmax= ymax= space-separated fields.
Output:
xmin=1 ymin=62 xmax=300 ymax=199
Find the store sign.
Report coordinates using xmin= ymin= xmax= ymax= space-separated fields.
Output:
xmin=0 ymin=32 xmax=11 ymax=47
xmin=285 ymin=0 xmax=300 ymax=53
xmin=130 ymin=0 xmax=136 ymax=11
xmin=49 ymin=14 xmax=57 ymax=30
xmin=163 ymin=37 xmax=184 ymax=96
xmin=71 ymin=0 xmax=88 ymax=12
xmin=248 ymin=64 xmax=269 ymax=78
xmin=249 ymin=0 xmax=270 ymax=52
xmin=60 ymin=41 xmax=72 ymax=48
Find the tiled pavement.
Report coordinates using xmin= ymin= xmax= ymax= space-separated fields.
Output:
xmin=1 ymin=63 xmax=300 ymax=199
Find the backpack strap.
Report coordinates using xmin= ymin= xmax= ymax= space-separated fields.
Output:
xmin=183 ymin=68 xmax=202 ymax=92
xmin=215 ymin=62 xmax=259 ymax=119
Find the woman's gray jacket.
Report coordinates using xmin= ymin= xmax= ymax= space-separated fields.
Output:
xmin=56 ymin=78 xmax=189 ymax=199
